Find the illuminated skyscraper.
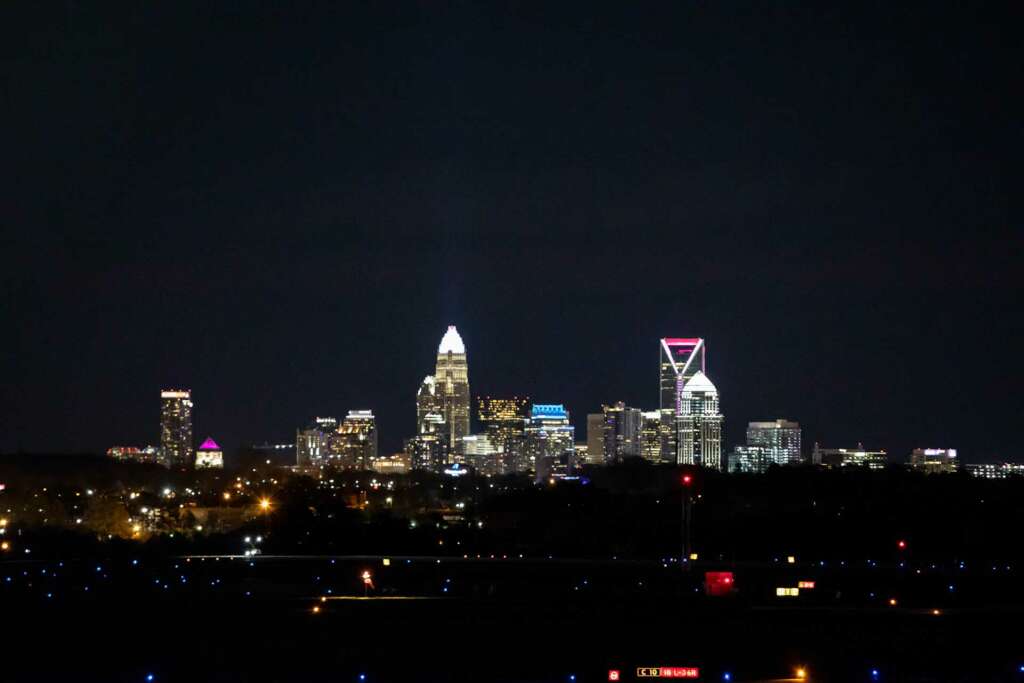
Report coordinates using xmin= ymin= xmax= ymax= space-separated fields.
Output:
xmin=659 ymin=338 xmax=705 ymax=462
xmin=640 ymin=411 xmax=662 ymax=462
xmin=434 ymin=326 xmax=471 ymax=454
xmin=728 ymin=420 xmax=802 ymax=472
xmin=601 ymin=402 xmax=642 ymax=463
xmin=333 ymin=410 xmax=378 ymax=469
xmin=160 ymin=389 xmax=193 ymax=469
xmin=524 ymin=404 xmax=576 ymax=482
xmin=677 ymin=371 xmax=723 ymax=470
xmin=477 ymin=396 xmax=530 ymax=473
xmin=296 ymin=417 xmax=336 ymax=468
xmin=416 ymin=375 xmax=443 ymax=434
xmin=586 ymin=413 xmax=605 ymax=465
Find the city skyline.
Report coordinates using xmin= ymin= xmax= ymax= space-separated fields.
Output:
xmin=5 ymin=4 xmax=1019 ymax=464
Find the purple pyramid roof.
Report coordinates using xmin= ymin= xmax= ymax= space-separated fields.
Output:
xmin=198 ymin=437 xmax=220 ymax=451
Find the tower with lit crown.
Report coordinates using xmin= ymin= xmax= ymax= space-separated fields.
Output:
xmin=677 ymin=371 xmax=723 ymax=469
xmin=434 ymin=326 xmax=470 ymax=454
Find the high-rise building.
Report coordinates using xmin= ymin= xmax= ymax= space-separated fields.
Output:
xmin=728 ymin=420 xmax=802 ymax=472
xmin=434 ymin=326 xmax=471 ymax=454
xmin=659 ymin=338 xmax=705 ymax=463
xmin=909 ymin=448 xmax=958 ymax=474
xmin=677 ymin=371 xmax=723 ymax=470
xmin=160 ymin=389 xmax=194 ymax=469
xmin=812 ymin=444 xmax=887 ymax=469
xmin=601 ymin=402 xmax=643 ymax=463
xmin=639 ymin=411 xmax=662 ymax=462
xmin=296 ymin=417 xmax=337 ymax=468
xmin=586 ymin=413 xmax=605 ymax=465
xmin=524 ymin=404 xmax=576 ymax=482
xmin=477 ymin=396 xmax=530 ymax=473
xmin=195 ymin=437 xmax=224 ymax=469
xmin=416 ymin=375 xmax=443 ymax=435
xmin=334 ymin=410 xmax=378 ymax=469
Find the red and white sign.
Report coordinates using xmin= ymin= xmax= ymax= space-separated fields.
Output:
xmin=637 ymin=667 xmax=700 ymax=678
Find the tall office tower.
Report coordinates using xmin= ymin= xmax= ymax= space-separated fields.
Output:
xmin=659 ymin=338 xmax=705 ymax=462
xmin=296 ymin=417 xmax=337 ymax=467
xmin=729 ymin=420 xmax=803 ymax=473
xmin=416 ymin=375 xmax=443 ymax=433
xmin=909 ymin=448 xmax=958 ymax=474
xmin=477 ymin=396 xmax=530 ymax=473
xmin=160 ymin=389 xmax=194 ymax=469
xmin=677 ymin=371 xmax=723 ymax=469
xmin=586 ymin=413 xmax=605 ymax=465
xmin=435 ymin=326 xmax=471 ymax=454
xmin=524 ymin=404 xmax=576 ymax=482
xmin=601 ymin=402 xmax=643 ymax=463
xmin=640 ymin=411 xmax=662 ymax=462
xmin=333 ymin=410 xmax=378 ymax=469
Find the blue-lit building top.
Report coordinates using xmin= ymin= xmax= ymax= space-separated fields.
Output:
xmin=531 ymin=404 xmax=569 ymax=420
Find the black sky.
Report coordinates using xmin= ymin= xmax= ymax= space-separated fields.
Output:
xmin=3 ymin=2 xmax=1021 ymax=460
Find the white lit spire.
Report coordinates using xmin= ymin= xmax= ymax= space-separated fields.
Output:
xmin=437 ymin=325 xmax=466 ymax=354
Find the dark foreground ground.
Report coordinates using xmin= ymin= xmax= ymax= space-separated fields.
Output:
xmin=3 ymin=555 xmax=1022 ymax=682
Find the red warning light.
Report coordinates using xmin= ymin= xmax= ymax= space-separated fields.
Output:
xmin=608 ymin=671 xmax=621 ymax=681
xmin=682 ymin=474 xmax=692 ymax=486
xmin=897 ymin=540 xmax=907 ymax=550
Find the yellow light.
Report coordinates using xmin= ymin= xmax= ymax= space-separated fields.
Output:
xmin=382 ymin=558 xmax=391 ymax=566
xmin=889 ymin=598 xmax=897 ymax=606
xmin=0 ymin=518 xmax=8 ymax=527
xmin=689 ymin=553 xmax=699 ymax=561
xmin=787 ymin=555 xmax=796 ymax=564
xmin=320 ymin=596 xmax=327 ymax=602
xmin=312 ymin=605 xmax=320 ymax=614
xmin=1 ymin=541 xmax=9 ymax=551
xmin=932 ymin=608 xmax=941 ymax=615
xmin=361 ymin=571 xmax=371 ymax=580
xmin=795 ymin=667 xmax=807 ymax=679
xmin=259 ymin=498 xmax=271 ymax=511
xmin=222 ymin=492 xmax=231 ymax=501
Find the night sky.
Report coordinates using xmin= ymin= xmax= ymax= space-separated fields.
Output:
xmin=3 ymin=2 xmax=1020 ymax=460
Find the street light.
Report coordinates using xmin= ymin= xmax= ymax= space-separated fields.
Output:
xmin=795 ymin=667 xmax=807 ymax=680
xmin=259 ymin=498 xmax=271 ymax=511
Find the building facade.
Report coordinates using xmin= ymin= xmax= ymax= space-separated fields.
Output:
xmin=601 ymin=402 xmax=643 ymax=463
xmin=812 ymin=444 xmax=888 ymax=469
xmin=640 ymin=411 xmax=662 ymax=462
xmin=333 ymin=410 xmax=378 ymax=469
xmin=677 ymin=371 xmax=723 ymax=470
xmin=965 ymin=462 xmax=1024 ymax=479
xmin=524 ymin=404 xmax=576 ymax=482
xmin=909 ymin=448 xmax=958 ymax=474
xmin=729 ymin=420 xmax=802 ymax=472
xmin=296 ymin=417 xmax=337 ymax=468
xmin=477 ymin=396 xmax=530 ymax=473
xmin=160 ymin=389 xmax=194 ymax=469
xmin=434 ymin=326 xmax=471 ymax=454
xmin=659 ymin=338 xmax=705 ymax=463
xmin=195 ymin=437 xmax=224 ymax=469
xmin=586 ymin=413 xmax=605 ymax=465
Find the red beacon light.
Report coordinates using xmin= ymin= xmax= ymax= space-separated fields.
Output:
xmin=897 ymin=540 xmax=907 ymax=550
xmin=682 ymin=474 xmax=693 ymax=486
